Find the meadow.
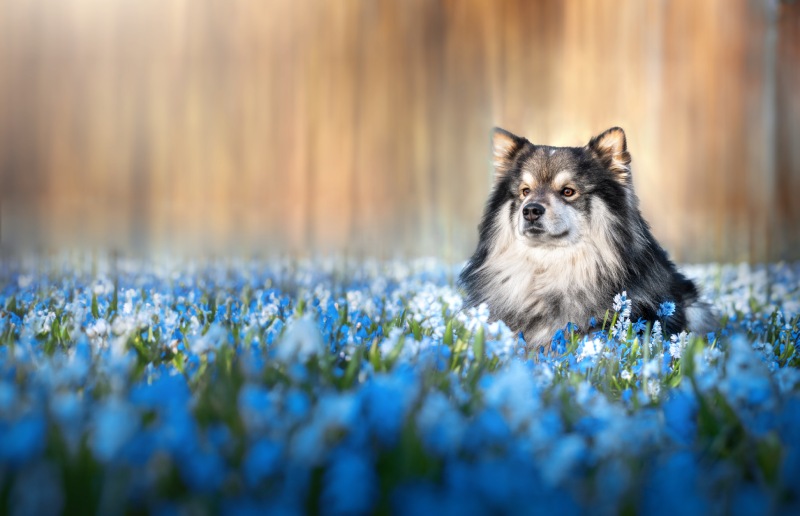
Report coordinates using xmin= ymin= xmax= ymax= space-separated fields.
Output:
xmin=0 ymin=255 xmax=799 ymax=515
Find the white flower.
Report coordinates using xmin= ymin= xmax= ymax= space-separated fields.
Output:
xmin=651 ymin=321 xmax=663 ymax=345
xmin=646 ymin=378 xmax=661 ymax=399
xmin=668 ymin=331 xmax=688 ymax=359
xmin=191 ymin=323 xmax=228 ymax=354
xmin=275 ymin=316 xmax=325 ymax=362
xmin=17 ymin=275 xmax=34 ymax=289
xmin=612 ymin=291 xmax=632 ymax=319
xmin=643 ymin=357 xmax=661 ymax=377
xmin=86 ymin=319 xmax=109 ymax=340
xmin=577 ymin=337 xmax=605 ymax=362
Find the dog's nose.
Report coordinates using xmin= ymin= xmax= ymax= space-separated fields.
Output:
xmin=522 ymin=202 xmax=545 ymax=222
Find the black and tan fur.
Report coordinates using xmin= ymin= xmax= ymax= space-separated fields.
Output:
xmin=459 ymin=127 xmax=715 ymax=353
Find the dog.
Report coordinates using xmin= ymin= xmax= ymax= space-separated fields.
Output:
xmin=459 ymin=127 xmax=716 ymax=353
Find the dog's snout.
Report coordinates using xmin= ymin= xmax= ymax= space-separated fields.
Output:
xmin=522 ymin=202 xmax=545 ymax=222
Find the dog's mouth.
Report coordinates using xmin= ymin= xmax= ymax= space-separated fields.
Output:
xmin=523 ymin=225 xmax=569 ymax=239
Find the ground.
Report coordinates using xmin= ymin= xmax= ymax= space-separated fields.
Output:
xmin=0 ymin=256 xmax=799 ymax=514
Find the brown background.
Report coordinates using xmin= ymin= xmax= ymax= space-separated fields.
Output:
xmin=1 ymin=0 xmax=798 ymax=262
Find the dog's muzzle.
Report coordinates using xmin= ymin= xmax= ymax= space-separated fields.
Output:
xmin=521 ymin=202 xmax=545 ymax=222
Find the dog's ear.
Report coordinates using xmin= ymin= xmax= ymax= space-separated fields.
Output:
xmin=491 ymin=127 xmax=525 ymax=179
xmin=588 ymin=127 xmax=631 ymax=182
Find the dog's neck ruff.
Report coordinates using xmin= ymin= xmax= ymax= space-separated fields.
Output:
xmin=476 ymin=201 xmax=624 ymax=333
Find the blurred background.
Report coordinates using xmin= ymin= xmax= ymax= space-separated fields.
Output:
xmin=0 ymin=0 xmax=798 ymax=263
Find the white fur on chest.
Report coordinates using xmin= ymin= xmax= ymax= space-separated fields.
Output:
xmin=478 ymin=202 xmax=623 ymax=334
xmin=481 ymin=241 xmax=601 ymax=316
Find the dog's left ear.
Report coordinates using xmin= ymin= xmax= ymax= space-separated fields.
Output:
xmin=588 ymin=127 xmax=631 ymax=183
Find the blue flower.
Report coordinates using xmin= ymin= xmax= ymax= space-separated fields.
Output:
xmin=8 ymin=462 xmax=64 ymax=516
xmin=321 ymin=450 xmax=377 ymax=515
xmin=285 ymin=389 xmax=311 ymax=419
xmin=179 ymin=450 xmax=226 ymax=492
xmin=416 ymin=391 xmax=465 ymax=456
xmin=662 ymin=389 xmax=697 ymax=445
xmin=91 ymin=398 xmax=139 ymax=462
xmin=657 ymin=301 xmax=676 ymax=318
xmin=243 ymin=439 xmax=283 ymax=487
xmin=238 ymin=384 xmax=279 ymax=435
xmin=130 ymin=372 xmax=190 ymax=412
xmin=463 ymin=409 xmax=511 ymax=452
xmin=0 ymin=381 xmax=18 ymax=414
xmin=0 ymin=413 xmax=47 ymax=465
xmin=642 ymin=452 xmax=708 ymax=516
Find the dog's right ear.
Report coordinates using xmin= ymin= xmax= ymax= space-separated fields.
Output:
xmin=491 ymin=127 xmax=525 ymax=179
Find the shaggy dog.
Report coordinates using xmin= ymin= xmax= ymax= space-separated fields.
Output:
xmin=459 ymin=127 xmax=715 ymax=352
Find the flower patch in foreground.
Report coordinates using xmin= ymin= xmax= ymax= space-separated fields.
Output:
xmin=0 ymin=257 xmax=798 ymax=514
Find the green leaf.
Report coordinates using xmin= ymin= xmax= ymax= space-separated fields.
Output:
xmin=410 ymin=320 xmax=422 ymax=341
xmin=91 ymin=294 xmax=100 ymax=319
xmin=680 ymin=336 xmax=705 ymax=379
xmin=756 ymin=433 xmax=782 ymax=485
xmin=107 ymin=283 xmax=118 ymax=318
xmin=443 ymin=319 xmax=453 ymax=346
xmin=607 ymin=312 xmax=619 ymax=339
xmin=473 ymin=326 xmax=485 ymax=364
xmin=6 ymin=296 xmax=19 ymax=316
xmin=386 ymin=335 xmax=406 ymax=368
xmin=342 ymin=347 xmax=363 ymax=388
xmin=209 ymin=296 xmax=217 ymax=322
xmin=689 ymin=377 xmax=719 ymax=439
xmin=369 ymin=340 xmax=382 ymax=371
xmin=172 ymin=352 xmax=186 ymax=374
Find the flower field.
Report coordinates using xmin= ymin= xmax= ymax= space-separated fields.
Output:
xmin=1 ymin=256 xmax=799 ymax=515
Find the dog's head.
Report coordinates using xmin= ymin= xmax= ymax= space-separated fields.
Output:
xmin=489 ymin=127 xmax=633 ymax=248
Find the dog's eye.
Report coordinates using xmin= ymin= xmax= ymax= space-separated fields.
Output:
xmin=521 ymin=188 xmax=530 ymax=197
xmin=561 ymin=187 xmax=575 ymax=197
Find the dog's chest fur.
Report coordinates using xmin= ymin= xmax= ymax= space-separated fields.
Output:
xmin=476 ymin=204 xmax=622 ymax=343
xmin=480 ymin=247 xmax=606 ymax=343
